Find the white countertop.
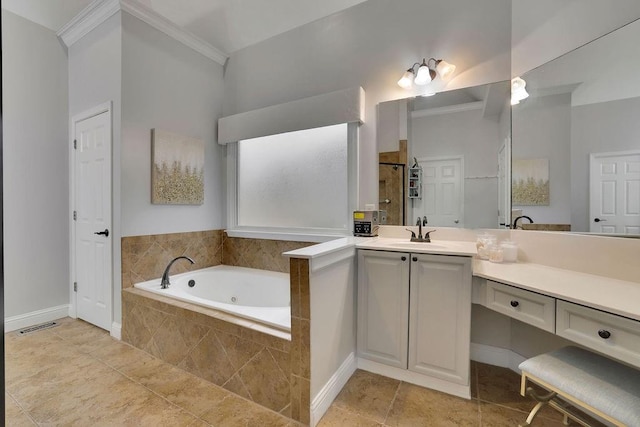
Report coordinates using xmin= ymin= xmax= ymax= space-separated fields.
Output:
xmin=355 ymin=237 xmax=478 ymax=256
xmin=474 ymin=259 xmax=640 ymax=322
xmin=283 ymin=236 xmax=640 ymax=322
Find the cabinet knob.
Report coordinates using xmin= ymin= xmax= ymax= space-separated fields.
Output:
xmin=598 ymin=329 xmax=611 ymax=339
xmin=401 ymin=256 xmax=407 ymax=261
xmin=412 ymin=257 xmax=418 ymax=262
xmin=510 ymin=300 xmax=519 ymax=308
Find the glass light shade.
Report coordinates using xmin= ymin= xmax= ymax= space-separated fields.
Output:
xmin=511 ymin=87 xmax=529 ymax=105
xmin=397 ymin=70 xmax=414 ymax=88
xmin=511 ymin=77 xmax=526 ymax=91
xmin=414 ymin=64 xmax=432 ymax=85
xmin=436 ymin=60 xmax=456 ymax=80
xmin=511 ymin=77 xmax=529 ymax=105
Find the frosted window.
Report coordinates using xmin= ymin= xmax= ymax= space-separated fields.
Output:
xmin=238 ymin=124 xmax=348 ymax=229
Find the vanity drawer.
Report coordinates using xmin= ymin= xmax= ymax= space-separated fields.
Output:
xmin=485 ymin=281 xmax=555 ymax=333
xmin=556 ymin=301 xmax=640 ymax=369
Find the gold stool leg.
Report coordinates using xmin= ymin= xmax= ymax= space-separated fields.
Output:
xmin=519 ymin=387 xmax=558 ymax=427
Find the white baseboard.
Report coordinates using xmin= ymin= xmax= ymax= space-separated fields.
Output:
xmin=110 ymin=322 xmax=122 ymax=340
xmin=357 ymin=358 xmax=471 ymax=399
xmin=310 ymin=352 xmax=357 ymax=427
xmin=4 ymin=305 xmax=71 ymax=332
xmin=470 ymin=342 xmax=526 ymax=374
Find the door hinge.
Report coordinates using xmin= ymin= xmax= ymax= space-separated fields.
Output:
xmin=73 ymin=282 xmax=77 ymax=292
xmin=73 ymin=211 xmax=77 ymax=221
xmin=73 ymin=139 xmax=77 ymax=150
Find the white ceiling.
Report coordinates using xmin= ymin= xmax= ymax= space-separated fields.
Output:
xmin=2 ymin=0 xmax=370 ymax=53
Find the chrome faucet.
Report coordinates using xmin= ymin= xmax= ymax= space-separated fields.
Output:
xmin=160 ymin=256 xmax=195 ymax=289
xmin=513 ymin=215 xmax=533 ymax=229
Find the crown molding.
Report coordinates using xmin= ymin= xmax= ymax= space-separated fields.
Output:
xmin=57 ymin=0 xmax=228 ymax=66
xmin=411 ymin=101 xmax=484 ymax=118
xmin=57 ymin=0 xmax=120 ymax=46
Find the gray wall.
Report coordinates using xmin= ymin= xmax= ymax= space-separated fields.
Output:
xmin=223 ymin=0 xmax=512 ymax=211
xmin=121 ymin=13 xmax=225 ymax=237
xmin=512 ymin=0 xmax=640 ymax=76
xmin=2 ymin=11 xmax=70 ymax=318
xmin=570 ymin=96 xmax=640 ymax=231
xmin=511 ymin=93 xmax=571 ymax=225
xmin=68 ymin=12 xmax=123 ymax=328
xmin=410 ymin=109 xmax=501 ymax=229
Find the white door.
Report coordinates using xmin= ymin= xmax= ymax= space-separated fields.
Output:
xmin=498 ymin=138 xmax=511 ymax=228
xmin=589 ymin=151 xmax=640 ymax=234
xmin=74 ymin=109 xmax=112 ymax=330
xmin=418 ymin=157 xmax=463 ymax=227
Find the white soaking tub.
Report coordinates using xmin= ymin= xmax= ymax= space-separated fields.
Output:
xmin=134 ymin=265 xmax=291 ymax=330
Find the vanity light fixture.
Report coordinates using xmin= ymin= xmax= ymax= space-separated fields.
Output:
xmin=397 ymin=58 xmax=456 ymax=89
xmin=511 ymin=76 xmax=530 ymax=105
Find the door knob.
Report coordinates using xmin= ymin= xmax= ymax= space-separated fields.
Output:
xmin=94 ymin=229 xmax=109 ymax=237
xmin=594 ymin=218 xmax=607 ymax=223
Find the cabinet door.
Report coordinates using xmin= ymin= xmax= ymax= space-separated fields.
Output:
xmin=408 ymin=254 xmax=471 ymax=385
xmin=357 ymin=250 xmax=410 ymax=368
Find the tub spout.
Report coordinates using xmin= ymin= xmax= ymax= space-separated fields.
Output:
xmin=161 ymin=256 xmax=195 ymax=289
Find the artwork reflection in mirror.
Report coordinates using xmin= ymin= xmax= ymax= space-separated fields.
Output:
xmin=512 ymin=18 xmax=640 ymax=235
xmin=378 ymin=81 xmax=511 ymax=228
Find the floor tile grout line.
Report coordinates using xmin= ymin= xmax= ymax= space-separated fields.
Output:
xmin=107 ymin=338 xmax=294 ymax=425
xmin=6 ymin=389 xmax=40 ymax=426
xmin=382 ymin=379 xmax=402 ymax=425
xmin=106 ymin=356 xmax=214 ymax=424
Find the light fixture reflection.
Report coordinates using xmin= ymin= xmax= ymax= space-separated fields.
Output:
xmin=511 ymin=77 xmax=529 ymax=105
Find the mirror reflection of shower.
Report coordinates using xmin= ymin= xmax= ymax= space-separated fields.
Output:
xmin=379 ymin=162 xmax=405 ymax=225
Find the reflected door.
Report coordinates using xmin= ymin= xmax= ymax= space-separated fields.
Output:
xmin=379 ymin=163 xmax=405 ymax=225
xmin=589 ymin=151 xmax=640 ymax=234
xmin=418 ymin=157 xmax=463 ymax=227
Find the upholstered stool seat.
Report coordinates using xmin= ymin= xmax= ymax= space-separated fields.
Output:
xmin=518 ymin=346 xmax=640 ymax=427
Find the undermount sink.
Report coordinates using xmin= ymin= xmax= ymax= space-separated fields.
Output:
xmin=388 ymin=242 xmax=447 ymax=250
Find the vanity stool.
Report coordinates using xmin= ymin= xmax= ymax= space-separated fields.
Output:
xmin=518 ymin=346 xmax=640 ymax=427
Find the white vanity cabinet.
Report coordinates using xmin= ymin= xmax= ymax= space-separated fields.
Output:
xmin=357 ymin=250 xmax=409 ymax=368
xmin=408 ymin=253 xmax=472 ymax=385
xmin=357 ymin=249 xmax=472 ymax=397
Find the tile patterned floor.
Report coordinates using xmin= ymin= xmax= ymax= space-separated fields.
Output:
xmin=5 ymin=318 xmax=585 ymax=426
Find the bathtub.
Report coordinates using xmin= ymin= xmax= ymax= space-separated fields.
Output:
xmin=133 ymin=265 xmax=291 ymax=330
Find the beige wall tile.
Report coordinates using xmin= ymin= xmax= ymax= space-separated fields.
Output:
xmin=223 ymin=236 xmax=311 ymax=272
xmin=121 ymin=230 xmax=223 ymax=288
xmin=239 ymin=349 xmax=291 ymax=412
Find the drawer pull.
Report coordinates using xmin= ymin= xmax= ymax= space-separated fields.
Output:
xmin=598 ymin=329 xmax=612 ymax=339
xmin=510 ymin=300 xmax=520 ymax=308
xmin=412 ymin=257 xmax=418 ymax=262
xmin=401 ymin=256 xmax=407 ymax=261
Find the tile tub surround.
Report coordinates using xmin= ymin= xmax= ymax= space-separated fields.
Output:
xmin=121 ymin=230 xmax=224 ymax=289
xmin=122 ymin=288 xmax=295 ymax=418
xmin=223 ymin=236 xmax=313 ymax=272
xmin=290 ymin=257 xmax=311 ymax=425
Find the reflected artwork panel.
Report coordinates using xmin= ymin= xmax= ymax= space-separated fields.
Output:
xmin=512 ymin=158 xmax=549 ymax=206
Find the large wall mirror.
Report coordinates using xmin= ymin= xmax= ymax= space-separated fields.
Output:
xmin=512 ymin=18 xmax=640 ymax=236
xmin=378 ymin=81 xmax=511 ymax=228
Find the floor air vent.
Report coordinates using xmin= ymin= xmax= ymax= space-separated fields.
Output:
xmin=17 ymin=321 xmax=59 ymax=336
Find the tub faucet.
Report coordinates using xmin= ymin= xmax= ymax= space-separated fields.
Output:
xmin=513 ymin=215 xmax=533 ymax=229
xmin=161 ymin=256 xmax=195 ymax=289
